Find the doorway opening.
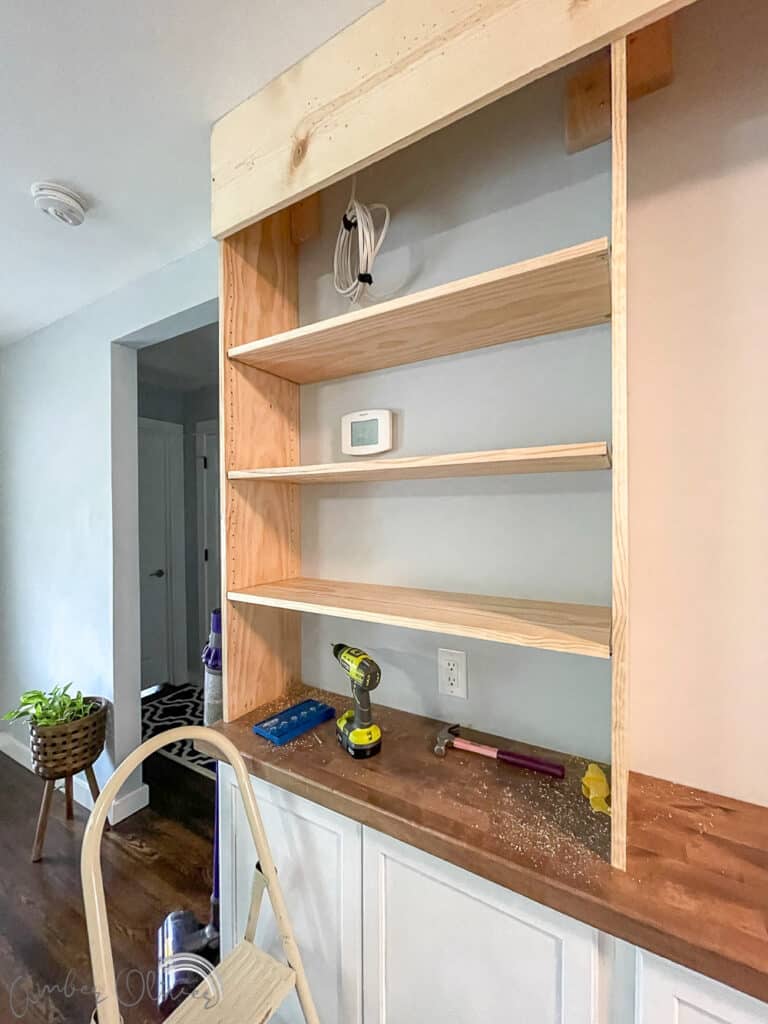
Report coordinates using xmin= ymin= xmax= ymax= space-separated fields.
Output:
xmin=136 ymin=322 xmax=220 ymax=793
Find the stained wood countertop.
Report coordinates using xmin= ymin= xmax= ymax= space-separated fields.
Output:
xmin=200 ymin=688 xmax=768 ymax=1003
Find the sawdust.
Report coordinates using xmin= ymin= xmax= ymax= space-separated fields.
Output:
xmin=234 ymin=683 xmax=611 ymax=883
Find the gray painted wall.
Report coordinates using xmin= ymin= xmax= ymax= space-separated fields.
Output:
xmin=299 ymin=68 xmax=612 ymax=760
xmin=137 ymin=379 xmax=186 ymax=423
xmin=0 ymin=243 xmax=218 ymax=803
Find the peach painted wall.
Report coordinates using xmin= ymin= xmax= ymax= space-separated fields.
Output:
xmin=628 ymin=0 xmax=768 ymax=805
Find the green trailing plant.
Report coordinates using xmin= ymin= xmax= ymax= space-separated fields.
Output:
xmin=3 ymin=684 xmax=98 ymax=727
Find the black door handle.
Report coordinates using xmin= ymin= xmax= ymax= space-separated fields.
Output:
xmin=149 ymin=569 xmax=165 ymax=578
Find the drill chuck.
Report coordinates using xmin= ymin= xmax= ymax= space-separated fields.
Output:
xmin=332 ymin=644 xmax=381 ymax=690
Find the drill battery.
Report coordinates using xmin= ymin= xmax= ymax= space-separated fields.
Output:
xmin=335 ymin=708 xmax=382 ymax=758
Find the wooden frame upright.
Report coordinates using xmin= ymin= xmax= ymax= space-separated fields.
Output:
xmin=610 ymin=39 xmax=630 ymax=869
xmin=219 ymin=211 xmax=302 ymax=719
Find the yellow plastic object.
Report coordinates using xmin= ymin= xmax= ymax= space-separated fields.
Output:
xmin=344 ymin=718 xmax=381 ymax=746
xmin=581 ymin=763 xmax=612 ymax=815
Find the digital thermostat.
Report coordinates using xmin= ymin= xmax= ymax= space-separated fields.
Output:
xmin=341 ymin=409 xmax=393 ymax=456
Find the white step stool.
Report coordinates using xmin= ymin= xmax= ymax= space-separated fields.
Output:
xmin=81 ymin=725 xmax=320 ymax=1024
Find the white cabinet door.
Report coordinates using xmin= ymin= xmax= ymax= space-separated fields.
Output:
xmin=636 ymin=951 xmax=768 ymax=1023
xmin=218 ymin=764 xmax=363 ymax=1023
xmin=363 ymin=828 xmax=599 ymax=1024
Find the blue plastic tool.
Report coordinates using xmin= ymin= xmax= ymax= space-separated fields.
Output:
xmin=252 ymin=699 xmax=336 ymax=746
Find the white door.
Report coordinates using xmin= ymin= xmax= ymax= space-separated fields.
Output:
xmin=636 ymin=951 xmax=768 ymax=1023
xmin=196 ymin=419 xmax=220 ymax=640
xmin=218 ymin=766 xmax=363 ymax=1024
xmin=363 ymin=828 xmax=599 ymax=1024
xmin=138 ymin=418 xmax=186 ymax=689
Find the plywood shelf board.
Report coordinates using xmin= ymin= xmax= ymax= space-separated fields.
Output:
xmin=228 ymin=442 xmax=611 ymax=483
xmin=228 ymin=577 xmax=611 ymax=659
xmin=228 ymin=240 xmax=611 ymax=383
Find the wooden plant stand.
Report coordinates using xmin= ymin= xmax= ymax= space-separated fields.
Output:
xmin=32 ymin=762 xmax=109 ymax=863
xmin=29 ymin=698 xmax=109 ymax=863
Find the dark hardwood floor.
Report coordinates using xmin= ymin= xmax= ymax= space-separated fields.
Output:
xmin=0 ymin=754 xmax=213 ymax=1024
xmin=143 ymin=753 xmax=215 ymax=842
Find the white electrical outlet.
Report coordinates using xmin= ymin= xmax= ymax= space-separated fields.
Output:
xmin=438 ymin=648 xmax=468 ymax=699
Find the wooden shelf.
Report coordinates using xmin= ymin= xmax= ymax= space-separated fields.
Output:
xmin=228 ymin=442 xmax=611 ymax=484
xmin=228 ymin=239 xmax=611 ymax=383
xmin=227 ymin=577 xmax=611 ymax=658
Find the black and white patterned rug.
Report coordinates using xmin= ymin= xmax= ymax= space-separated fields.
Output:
xmin=141 ymin=683 xmax=216 ymax=779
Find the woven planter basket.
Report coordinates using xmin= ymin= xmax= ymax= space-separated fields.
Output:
xmin=29 ymin=697 xmax=108 ymax=780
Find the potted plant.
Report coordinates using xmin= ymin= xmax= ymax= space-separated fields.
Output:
xmin=3 ymin=684 xmax=108 ymax=781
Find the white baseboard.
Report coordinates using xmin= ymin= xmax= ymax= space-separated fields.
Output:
xmin=0 ymin=731 xmax=32 ymax=769
xmin=112 ymin=781 xmax=150 ymax=823
xmin=71 ymin=775 xmax=150 ymax=824
xmin=0 ymin=733 xmax=149 ymax=825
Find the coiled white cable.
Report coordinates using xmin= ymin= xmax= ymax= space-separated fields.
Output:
xmin=333 ymin=180 xmax=390 ymax=304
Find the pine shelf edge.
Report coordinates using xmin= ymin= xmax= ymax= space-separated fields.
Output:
xmin=228 ymin=442 xmax=612 ymax=483
xmin=227 ymin=238 xmax=611 ymax=383
xmin=227 ymin=577 xmax=611 ymax=659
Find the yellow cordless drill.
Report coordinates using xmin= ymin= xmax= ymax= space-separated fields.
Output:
xmin=332 ymin=644 xmax=382 ymax=759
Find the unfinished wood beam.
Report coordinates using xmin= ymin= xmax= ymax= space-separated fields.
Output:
xmin=211 ymin=0 xmax=696 ymax=237
xmin=566 ymin=18 xmax=674 ymax=153
xmin=219 ymin=211 xmax=301 ymax=721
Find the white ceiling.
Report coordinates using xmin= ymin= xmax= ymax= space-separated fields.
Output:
xmin=0 ymin=0 xmax=377 ymax=347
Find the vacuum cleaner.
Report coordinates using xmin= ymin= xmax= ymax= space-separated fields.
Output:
xmin=156 ymin=610 xmax=222 ymax=1017
xmin=156 ymin=771 xmax=220 ymax=1016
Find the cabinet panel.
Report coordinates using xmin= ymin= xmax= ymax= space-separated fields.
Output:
xmin=218 ymin=764 xmax=362 ymax=1023
xmin=363 ymin=828 xmax=599 ymax=1024
xmin=636 ymin=951 xmax=768 ymax=1024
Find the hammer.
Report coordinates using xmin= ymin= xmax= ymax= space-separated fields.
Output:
xmin=434 ymin=724 xmax=565 ymax=780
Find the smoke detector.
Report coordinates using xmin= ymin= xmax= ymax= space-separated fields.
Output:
xmin=30 ymin=182 xmax=87 ymax=227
